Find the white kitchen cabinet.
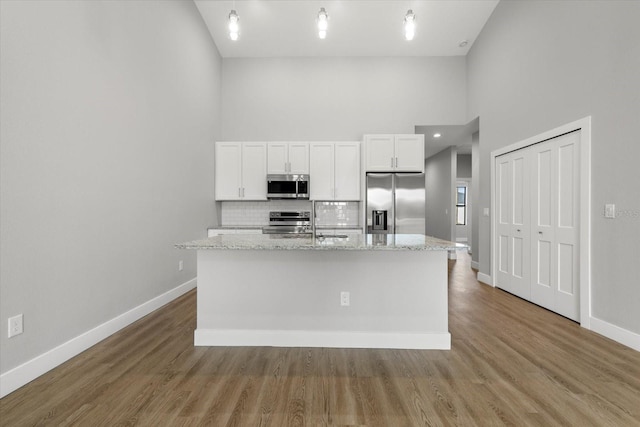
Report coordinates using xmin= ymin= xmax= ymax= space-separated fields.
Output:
xmin=334 ymin=142 xmax=361 ymax=200
xmin=267 ymin=142 xmax=309 ymax=174
xmin=215 ymin=142 xmax=267 ymax=200
xmin=364 ymin=134 xmax=424 ymax=172
xmin=364 ymin=134 xmax=395 ymax=171
xmin=310 ymin=142 xmax=360 ymax=201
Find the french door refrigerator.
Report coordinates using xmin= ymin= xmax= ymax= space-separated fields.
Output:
xmin=366 ymin=173 xmax=425 ymax=234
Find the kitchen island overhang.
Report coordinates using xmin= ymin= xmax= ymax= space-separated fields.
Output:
xmin=176 ymin=234 xmax=463 ymax=350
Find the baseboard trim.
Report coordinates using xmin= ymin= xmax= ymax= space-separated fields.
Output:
xmin=589 ymin=316 xmax=640 ymax=352
xmin=471 ymin=260 xmax=480 ymax=270
xmin=477 ymin=272 xmax=492 ymax=286
xmin=0 ymin=278 xmax=197 ymax=398
xmin=195 ymin=329 xmax=451 ymax=350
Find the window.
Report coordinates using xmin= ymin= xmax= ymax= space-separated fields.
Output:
xmin=456 ymin=185 xmax=467 ymax=225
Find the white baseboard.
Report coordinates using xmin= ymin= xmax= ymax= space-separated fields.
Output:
xmin=0 ymin=278 xmax=197 ymax=398
xmin=195 ymin=329 xmax=451 ymax=350
xmin=477 ymin=272 xmax=492 ymax=286
xmin=471 ymin=260 xmax=480 ymax=270
xmin=589 ymin=316 xmax=640 ymax=352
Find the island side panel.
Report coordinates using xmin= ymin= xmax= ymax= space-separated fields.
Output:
xmin=195 ymin=249 xmax=450 ymax=349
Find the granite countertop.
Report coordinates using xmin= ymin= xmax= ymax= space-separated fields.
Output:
xmin=176 ymin=233 xmax=465 ymax=251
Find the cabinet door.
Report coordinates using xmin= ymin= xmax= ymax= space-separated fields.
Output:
xmin=287 ymin=142 xmax=309 ymax=174
xmin=241 ymin=142 xmax=267 ymax=200
xmin=215 ymin=142 xmax=242 ymax=200
xmin=365 ymin=135 xmax=395 ymax=171
xmin=395 ymin=135 xmax=424 ymax=172
xmin=310 ymin=143 xmax=335 ymax=200
xmin=267 ymin=142 xmax=288 ymax=174
xmin=334 ymin=142 xmax=361 ymax=201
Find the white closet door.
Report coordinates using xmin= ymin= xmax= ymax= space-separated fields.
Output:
xmin=495 ymin=151 xmax=531 ymax=300
xmin=555 ymin=132 xmax=580 ymax=320
xmin=551 ymin=131 xmax=580 ymax=321
xmin=497 ymin=130 xmax=581 ymax=322
xmin=530 ymin=139 xmax=557 ymax=310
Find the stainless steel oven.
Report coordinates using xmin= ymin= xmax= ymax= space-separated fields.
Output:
xmin=262 ymin=211 xmax=311 ymax=234
xmin=267 ymin=174 xmax=309 ymax=200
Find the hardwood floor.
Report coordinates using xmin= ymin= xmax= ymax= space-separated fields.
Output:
xmin=2 ymin=252 xmax=639 ymax=426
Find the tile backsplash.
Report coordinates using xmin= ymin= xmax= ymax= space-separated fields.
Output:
xmin=221 ymin=201 xmax=360 ymax=228
xmin=313 ymin=201 xmax=360 ymax=228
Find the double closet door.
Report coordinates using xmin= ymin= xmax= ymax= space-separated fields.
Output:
xmin=495 ymin=131 xmax=580 ymax=321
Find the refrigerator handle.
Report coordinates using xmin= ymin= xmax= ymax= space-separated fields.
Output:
xmin=391 ymin=176 xmax=396 ymax=234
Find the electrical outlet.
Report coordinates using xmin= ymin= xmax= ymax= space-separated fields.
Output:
xmin=8 ymin=314 xmax=23 ymax=338
xmin=178 ymin=260 xmax=184 ymax=271
xmin=340 ymin=291 xmax=350 ymax=306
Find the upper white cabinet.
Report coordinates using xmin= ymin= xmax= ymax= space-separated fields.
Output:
xmin=310 ymin=142 xmax=360 ymax=201
xmin=364 ymin=134 xmax=424 ymax=172
xmin=215 ymin=142 xmax=267 ymax=200
xmin=267 ymin=142 xmax=309 ymax=174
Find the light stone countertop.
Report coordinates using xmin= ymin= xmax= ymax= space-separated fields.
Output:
xmin=176 ymin=233 xmax=465 ymax=251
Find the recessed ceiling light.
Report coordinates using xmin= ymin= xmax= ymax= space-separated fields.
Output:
xmin=459 ymin=40 xmax=468 ymax=48
xmin=433 ymin=133 xmax=441 ymax=138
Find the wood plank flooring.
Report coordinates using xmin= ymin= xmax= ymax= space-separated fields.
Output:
xmin=2 ymin=252 xmax=639 ymax=426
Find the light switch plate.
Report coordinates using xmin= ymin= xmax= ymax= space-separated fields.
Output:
xmin=604 ymin=203 xmax=616 ymax=219
xmin=483 ymin=208 xmax=490 ymax=217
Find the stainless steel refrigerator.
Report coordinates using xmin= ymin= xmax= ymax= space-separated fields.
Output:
xmin=366 ymin=173 xmax=425 ymax=234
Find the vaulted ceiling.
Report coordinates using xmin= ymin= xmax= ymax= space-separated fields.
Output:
xmin=195 ymin=0 xmax=499 ymax=58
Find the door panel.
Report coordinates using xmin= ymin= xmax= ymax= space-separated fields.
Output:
xmin=334 ymin=142 xmax=360 ymax=201
xmin=496 ymin=130 xmax=580 ymax=321
xmin=310 ymin=143 xmax=335 ymax=200
xmin=288 ymin=142 xmax=309 ymax=174
xmin=242 ymin=143 xmax=267 ymax=200
xmin=509 ymin=151 xmax=530 ymax=300
xmin=495 ymin=156 xmax=512 ymax=291
xmin=558 ymin=243 xmax=574 ymax=294
xmin=495 ymin=151 xmax=530 ymax=299
xmin=554 ymin=132 xmax=580 ymax=320
xmin=530 ymin=140 xmax=556 ymax=309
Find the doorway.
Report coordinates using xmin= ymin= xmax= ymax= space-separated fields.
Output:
xmin=491 ymin=117 xmax=591 ymax=326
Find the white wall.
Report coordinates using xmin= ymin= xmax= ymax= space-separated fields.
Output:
xmin=467 ymin=0 xmax=640 ymax=334
xmin=471 ymin=132 xmax=480 ymax=265
xmin=0 ymin=0 xmax=222 ymax=376
xmin=220 ymin=57 xmax=466 ymax=140
xmin=425 ymin=147 xmax=456 ymax=241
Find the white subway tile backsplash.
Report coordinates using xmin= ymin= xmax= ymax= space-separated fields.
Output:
xmin=314 ymin=201 xmax=360 ymax=227
xmin=221 ymin=200 xmax=360 ymax=228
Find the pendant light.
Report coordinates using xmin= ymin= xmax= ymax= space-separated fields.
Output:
xmin=228 ymin=9 xmax=240 ymax=41
xmin=404 ymin=9 xmax=415 ymax=41
xmin=317 ymin=7 xmax=329 ymax=39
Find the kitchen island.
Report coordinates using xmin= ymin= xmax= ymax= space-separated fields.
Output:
xmin=176 ymin=234 xmax=462 ymax=350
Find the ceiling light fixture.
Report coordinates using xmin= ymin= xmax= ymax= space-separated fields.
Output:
xmin=459 ymin=40 xmax=469 ymax=48
xmin=433 ymin=133 xmax=442 ymax=138
xmin=404 ymin=10 xmax=416 ymax=41
xmin=228 ymin=9 xmax=239 ymax=41
xmin=317 ymin=7 xmax=329 ymax=39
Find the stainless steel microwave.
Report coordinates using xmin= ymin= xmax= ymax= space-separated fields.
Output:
xmin=267 ymin=174 xmax=309 ymax=199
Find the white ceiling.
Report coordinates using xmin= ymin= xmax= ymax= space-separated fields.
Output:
xmin=194 ymin=0 xmax=499 ymax=58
